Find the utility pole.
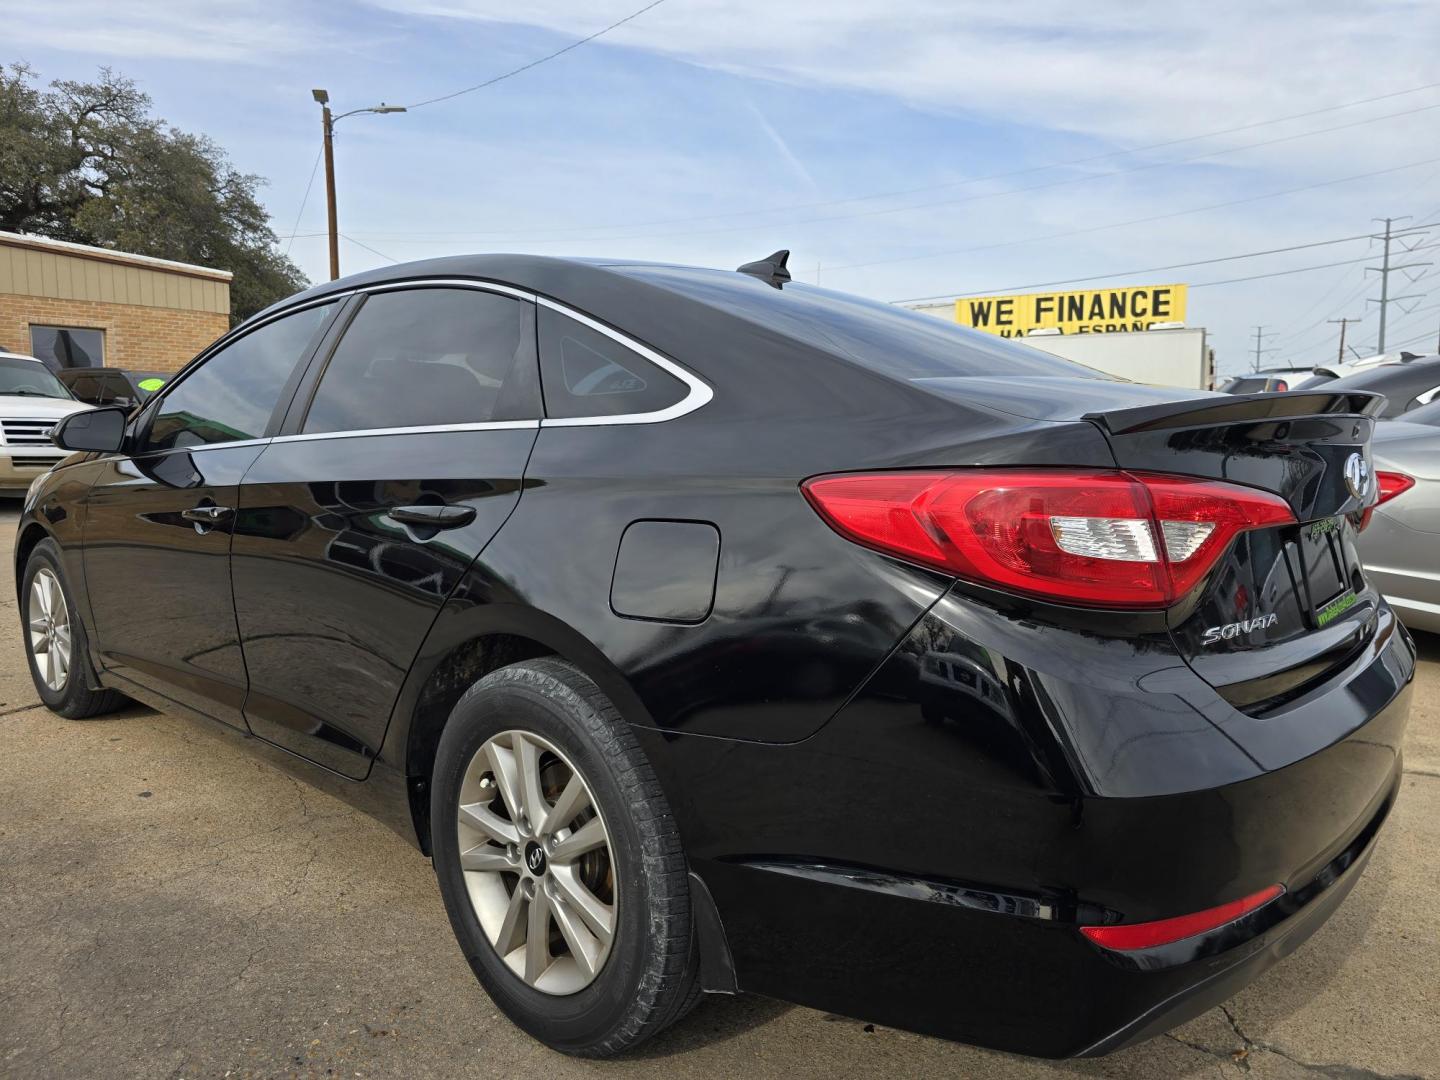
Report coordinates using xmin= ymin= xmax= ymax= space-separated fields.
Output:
xmin=311 ymin=89 xmax=407 ymax=282
xmin=1327 ymin=316 xmax=1362 ymax=364
xmin=1251 ymin=325 xmax=1276 ymax=372
xmin=315 ymin=91 xmax=339 ymax=282
xmin=1367 ymin=217 xmax=1432 ymax=354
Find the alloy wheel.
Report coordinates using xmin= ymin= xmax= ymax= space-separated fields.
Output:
xmin=456 ymin=729 xmax=617 ymax=995
xmin=28 ymin=568 xmax=72 ymax=692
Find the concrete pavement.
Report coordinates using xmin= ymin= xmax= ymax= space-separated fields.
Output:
xmin=1 ymin=504 xmax=1436 ymax=1079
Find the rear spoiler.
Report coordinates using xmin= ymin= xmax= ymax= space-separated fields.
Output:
xmin=1083 ymin=391 xmax=1385 ymax=436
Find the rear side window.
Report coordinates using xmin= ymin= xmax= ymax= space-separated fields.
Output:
xmin=301 ymin=288 xmax=538 ymax=434
xmin=538 ymin=306 xmax=686 ymax=419
xmin=143 ymin=302 xmax=336 ymax=452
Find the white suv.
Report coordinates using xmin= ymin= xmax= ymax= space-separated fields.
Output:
xmin=0 ymin=352 xmax=94 ymax=497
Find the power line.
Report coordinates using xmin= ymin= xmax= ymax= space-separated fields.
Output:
xmin=890 ymin=231 xmax=1384 ymax=303
xmin=341 ymin=233 xmax=399 ymax=263
xmin=885 ymin=159 xmax=1440 ymax=303
xmin=1189 ymin=245 xmax=1440 ymax=289
xmin=822 ymin=102 xmax=1440 ymax=271
xmin=284 ymin=146 xmax=324 ymax=257
xmin=304 ymin=98 xmax=1440 ymax=249
xmin=347 ymin=78 xmax=1440 ymax=240
xmin=402 ymin=0 xmax=670 ymax=111
xmin=283 ymin=79 xmax=1440 ymax=244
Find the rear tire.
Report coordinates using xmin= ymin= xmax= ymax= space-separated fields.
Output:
xmin=21 ymin=539 xmax=128 ymax=719
xmin=430 ymin=657 xmax=698 ymax=1057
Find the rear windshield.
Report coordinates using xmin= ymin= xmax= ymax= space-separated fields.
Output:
xmin=618 ymin=265 xmax=1110 ymax=382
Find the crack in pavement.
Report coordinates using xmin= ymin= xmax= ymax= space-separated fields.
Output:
xmin=1216 ymin=1004 xmax=1426 ymax=1080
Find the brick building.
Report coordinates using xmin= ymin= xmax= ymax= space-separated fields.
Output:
xmin=0 ymin=231 xmax=231 ymax=374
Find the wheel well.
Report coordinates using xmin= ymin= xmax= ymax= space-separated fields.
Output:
xmin=14 ymin=524 xmax=49 ymax=595
xmin=405 ymin=632 xmax=555 ymax=853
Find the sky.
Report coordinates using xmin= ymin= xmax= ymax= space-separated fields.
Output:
xmin=4 ymin=0 xmax=1440 ymax=375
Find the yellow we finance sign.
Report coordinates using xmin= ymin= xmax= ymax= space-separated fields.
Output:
xmin=955 ymin=284 xmax=1187 ymax=338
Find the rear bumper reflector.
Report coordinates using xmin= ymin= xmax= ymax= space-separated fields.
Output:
xmin=1080 ymin=884 xmax=1285 ymax=951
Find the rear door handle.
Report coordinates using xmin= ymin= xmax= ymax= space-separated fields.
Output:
xmin=181 ymin=505 xmax=234 ymax=525
xmin=387 ymin=504 xmax=476 ymax=529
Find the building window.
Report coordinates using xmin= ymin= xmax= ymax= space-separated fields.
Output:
xmin=30 ymin=326 xmax=105 ymax=369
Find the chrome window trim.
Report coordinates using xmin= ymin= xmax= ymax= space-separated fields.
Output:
xmin=132 ymin=291 xmax=356 ymax=456
xmin=271 ymin=419 xmax=540 ymax=444
xmin=532 ymin=296 xmax=713 ymax=427
xmin=129 ymin=276 xmax=712 ymax=458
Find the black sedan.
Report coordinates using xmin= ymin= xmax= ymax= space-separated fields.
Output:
xmin=14 ymin=253 xmax=1413 ymax=1059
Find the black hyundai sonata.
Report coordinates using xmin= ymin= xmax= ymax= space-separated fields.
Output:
xmin=15 ymin=251 xmax=1413 ymax=1058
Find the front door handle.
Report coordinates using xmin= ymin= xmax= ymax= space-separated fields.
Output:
xmin=387 ymin=504 xmax=476 ymax=530
xmin=181 ymin=504 xmax=234 ymax=529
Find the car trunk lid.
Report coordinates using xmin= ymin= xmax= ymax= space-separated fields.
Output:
xmin=1083 ymin=389 xmax=1387 ymax=711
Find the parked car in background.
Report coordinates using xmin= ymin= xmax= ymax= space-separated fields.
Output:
xmin=1359 ymin=419 xmax=1440 ymax=634
xmin=1297 ymin=356 xmax=1440 ymax=418
xmin=57 ymin=368 xmax=167 ymax=409
xmin=1217 ymin=368 xmax=1310 ymax=393
xmin=15 ymin=254 xmax=1413 ymax=1060
xmin=1291 ymin=352 xmax=1429 ymax=390
xmin=0 ymin=352 xmax=93 ymax=496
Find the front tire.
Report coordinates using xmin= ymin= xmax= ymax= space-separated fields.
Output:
xmin=21 ymin=539 xmax=128 ymax=719
xmin=430 ymin=658 xmax=699 ymax=1056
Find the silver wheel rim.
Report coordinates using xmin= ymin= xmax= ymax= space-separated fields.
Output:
xmin=28 ymin=568 xmax=72 ymax=693
xmin=457 ymin=729 xmax=617 ymax=995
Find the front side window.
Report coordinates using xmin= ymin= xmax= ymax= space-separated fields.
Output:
xmin=301 ymin=288 xmax=537 ymax=434
xmin=537 ymin=306 xmax=686 ymax=419
xmin=31 ymin=326 xmax=104 ymax=369
xmin=0 ymin=357 xmax=71 ymax=399
xmin=142 ymin=302 xmax=336 ymax=453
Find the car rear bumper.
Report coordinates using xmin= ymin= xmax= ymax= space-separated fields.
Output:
xmin=659 ymin=587 xmax=1413 ymax=1058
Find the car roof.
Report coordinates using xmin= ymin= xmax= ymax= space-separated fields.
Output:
xmin=1322 ymin=355 xmax=1440 ymax=394
xmin=0 ymin=351 xmax=44 ymax=363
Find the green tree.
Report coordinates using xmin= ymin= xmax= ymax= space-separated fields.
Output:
xmin=0 ymin=63 xmax=308 ymax=322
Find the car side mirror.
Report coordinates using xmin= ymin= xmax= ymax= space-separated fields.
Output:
xmin=52 ymin=406 xmax=128 ymax=453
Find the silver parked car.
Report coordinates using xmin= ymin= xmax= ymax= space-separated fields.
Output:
xmin=1361 ymin=407 xmax=1440 ymax=633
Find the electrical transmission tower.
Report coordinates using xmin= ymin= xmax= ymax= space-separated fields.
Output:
xmin=1367 ymin=217 xmax=1432 ymax=354
xmin=1251 ymin=325 xmax=1277 ymax=371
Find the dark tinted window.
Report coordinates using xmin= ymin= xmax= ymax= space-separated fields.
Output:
xmin=302 ymin=289 xmax=537 ymax=434
xmin=143 ymin=302 xmax=335 ymax=452
xmin=64 ymin=373 xmax=102 ymax=403
xmin=538 ymin=306 xmax=686 ymax=418
xmin=30 ymin=326 xmax=103 ymax=369
xmin=618 ymin=265 xmax=1107 ymax=382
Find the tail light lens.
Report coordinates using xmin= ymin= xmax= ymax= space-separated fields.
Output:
xmin=1081 ymin=884 xmax=1285 ymax=951
xmin=802 ymin=469 xmax=1295 ymax=609
xmin=1376 ymin=470 xmax=1415 ymax=506
xmin=1357 ymin=469 xmax=1414 ymax=531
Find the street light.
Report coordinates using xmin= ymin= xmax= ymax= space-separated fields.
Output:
xmin=311 ymin=88 xmax=407 ymax=281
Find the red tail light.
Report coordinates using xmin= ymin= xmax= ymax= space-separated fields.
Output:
xmin=1080 ymin=884 xmax=1285 ymax=951
xmin=1375 ymin=470 xmax=1415 ymax=506
xmin=802 ymin=469 xmax=1295 ymax=609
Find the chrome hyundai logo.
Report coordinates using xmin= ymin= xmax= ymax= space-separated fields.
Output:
xmin=1343 ymin=452 xmax=1370 ymax=499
